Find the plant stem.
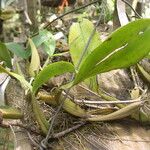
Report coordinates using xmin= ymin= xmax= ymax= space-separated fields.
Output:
xmin=0 ymin=106 xmax=23 ymax=119
xmin=31 ymin=94 xmax=49 ymax=134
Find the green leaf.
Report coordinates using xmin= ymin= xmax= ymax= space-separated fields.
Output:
xmin=32 ymin=29 xmax=56 ymax=56
xmin=6 ymin=30 xmax=55 ymax=59
xmin=6 ymin=42 xmax=30 ymax=59
xmin=73 ymin=19 xmax=150 ymax=85
xmin=0 ymin=65 xmax=32 ymax=91
xmin=69 ymin=18 xmax=101 ymax=67
xmin=0 ymin=42 xmax=12 ymax=68
xmin=28 ymin=38 xmax=40 ymax=77
xmin=33 ymin=61 xmax=75 ymax=93
xmin=69 ymin=18 xmax=100 ymax=91
xmin=42 ymin=38 xmax=56 ymax=56
xmin=84 ymin=76 xmax=99 ymax=92
xmin=137 ymin=63 xmax=150 ymax=83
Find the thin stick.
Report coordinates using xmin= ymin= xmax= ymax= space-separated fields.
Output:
xmin=82 ymin=104 xmax=118 ymax=109
xmin=75 ymin=99 xmax=141 ymax=104
xmin=52 ymin=121 xmax=86 ymax=139
xmin=43 ymin=0 xmax=100 ymax=29
xmin=27 ymin=132 xmax=42 ymax=149
xmin=76 ymin=1 xmax=104 ymax=68
xmin=32 ymin=0 xmax=100 ymax=37
xmin=41 ymin=1 xmax=105 ymax=148
xmin=121 ymin=0 xmax=142 ymax=18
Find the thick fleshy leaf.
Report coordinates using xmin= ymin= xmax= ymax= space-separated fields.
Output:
xmin=0 ymin=65 xmax=32 ymax=90
xmin=32 ymin=29 xmax=56 ymax=56
xmin=73 ymin=19 xmax=150 ymax=85
xmin=69 ymin=18 xmax=101 ymax=67
xmin=28 ymin=38 xmax=40 ymax=77
xmin=0 ymin=42 xmax=12 ymax=68
xmin=32 ymin=61 xmax=75 ymax=93
xmin=6 ymin=42 xmax=30 ymax=59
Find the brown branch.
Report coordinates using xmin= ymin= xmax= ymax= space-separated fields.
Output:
xmin=52 ymin=121 xmax=86 ymax=139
